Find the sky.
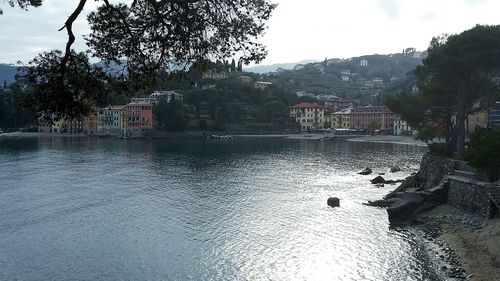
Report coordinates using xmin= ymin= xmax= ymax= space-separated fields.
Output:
xmin=0 ymin=0 xmax=499 ymax=65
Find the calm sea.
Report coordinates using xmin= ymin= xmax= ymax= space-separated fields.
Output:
xmin=0 ymin=137 xmax=443 ymax=280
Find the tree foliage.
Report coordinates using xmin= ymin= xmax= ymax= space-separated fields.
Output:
xmin=3 ymin=0 xmax=276 ymax=120
xmin=386 ymin=25 xmax=500 ymax=159
xmin=21 ymin=50 xmax=111 ymax=121
xmin=0 ymin=0 xmax=42 ymax=15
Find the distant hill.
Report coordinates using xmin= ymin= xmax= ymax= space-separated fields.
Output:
xmin=245 ymin=60 xmax=318 ymax=74
xmin=259 ymin=53 xmax=423 ymax=105
xmin=0 ymin=64 xmax=18 ymax=86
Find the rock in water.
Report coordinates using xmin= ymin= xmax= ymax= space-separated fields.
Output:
xmin=327 ymin=197 xmax=340 ymax=207
xmin=358 ymin=168 xmax=372 ymax=175
xmin=371 ymin=176 xmax=386 ymax=184
xmin=390 ymin=166 xmax=401 ymax=173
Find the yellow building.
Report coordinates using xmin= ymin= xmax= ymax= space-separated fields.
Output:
xmin=331 ymin=108 xmax=351 ymax=128
xmin=289 ymin=102 xmax=325 ymax=131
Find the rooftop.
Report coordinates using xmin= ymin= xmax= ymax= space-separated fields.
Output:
xmin=290 ymin=102 xmax=323 ymax=109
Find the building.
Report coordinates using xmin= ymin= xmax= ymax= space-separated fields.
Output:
xmin=489 ymin=101 xmax=500 ymax=128
xmin=340 ymin=70 xmax=351 ymax=82
xmin=289 ymin=102 xmax=325 ymax=131
xmin=84 ymin=112 xmax=98 ymax=135
xmin=350 ymin=106 xmax=397 ymax=134
xmin=254 ymin=81 xmax=272 ymax=91
xmin=51 ymin=120 xmax=63 ymax=133
xmin=124 ymin=102 xmax=153 ymax=137
xmin=98 ymin=105 xmax=126 ymax=135
xmin=131 ymin=91 xmax=183 ymax=104
xmin=324 ymin=99 xmax=354 ymax=112
xmin=316 ymin=94 xmax=339 ymax=102
xmin=238 ymin=76 xmax=252 ymax=84
xmin=331 ymin=108 xmax=352 ymax=129
xmin=296 ymin=91 xmax=316 ymax=98
xmin=61 ymin=118 xmax=83 ymax=134
xmin=360 ymin=59 xmax=368 ymax=67
xmin=393 ymin=118 xmax=417 ymax=136
xmin=202 ymin=70 xmax=228 ymax=80
xmin=466 ymin=111 xmax=488 ymax=135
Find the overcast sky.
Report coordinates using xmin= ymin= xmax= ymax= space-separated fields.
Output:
xmin=0 ymin=0 xmax=499 ymax=65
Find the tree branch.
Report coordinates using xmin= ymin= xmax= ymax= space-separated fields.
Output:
xmin=58 ymin=0 xmax=87 ymax=78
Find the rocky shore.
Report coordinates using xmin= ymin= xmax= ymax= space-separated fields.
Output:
xmin=415 ymin=205 xmax=500 ymax=280
xmin=362 ymin=152 xmax=500 ymax=281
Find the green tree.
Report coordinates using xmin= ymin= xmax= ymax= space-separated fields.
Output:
xmin=21 ymin=50 xmax=110 ymax=121
xmin=6 ymin=0 xmax=276 ymax=120
xmin=0 ymin=0 xmax=42 ymax=15
xmin=153 ymin=96 xmax=188 ymax=131
xmin=230 ymin=59 xmax=236 ymax=72
xmin=387 ymin=25 xmax=500 ymax=159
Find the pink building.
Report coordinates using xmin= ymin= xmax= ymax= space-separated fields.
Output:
xmin=238 ymin=76 xmax=252 ymax=84
xmin=350 ymin=106 xmax=397 ymax=134
xmin=125 ymin=102 xmax=153 ymax=137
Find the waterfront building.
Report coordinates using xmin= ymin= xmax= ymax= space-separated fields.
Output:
xmin=289 ymin=102 xmax=325 ymax=131
xmin=98 ymin=105 xmax=126 ymax=135
xmin=61 ymin=118 xmax=83 ymax=134
xmin=51 ymin=120 xmax=63 ymax=133
xmin=83 ymin=112 xmax=98 ymax=135
xmin=393 ymin=118 xmax=417 ymax=136
xmin=125 ymin=102 xmax=153 ymax=137
xmin=331 ymin=108 xmax=352 ymax=129
xmin=350 ymin=106 xmax=397 ymax=134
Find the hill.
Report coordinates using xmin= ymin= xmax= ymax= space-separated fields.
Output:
xmin=258 ymin=53 xmax=423 ymax=105
xmin=0 ymin=64 xmax=17 ymax=86
xmin=245 ymin=60 xmax=318 ymax=74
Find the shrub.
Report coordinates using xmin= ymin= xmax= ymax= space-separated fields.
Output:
xmin=466 ymin=129 xmax=500 ymax=181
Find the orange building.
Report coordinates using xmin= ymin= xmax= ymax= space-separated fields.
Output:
xmin=125 ymin=102 xmax=153 ymax=137
xmin=84 ymin=112 xmax=98 ymax=135
xmin=350 ymin=106 xmax=397 ymax=134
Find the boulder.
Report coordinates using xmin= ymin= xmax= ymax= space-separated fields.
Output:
xmin=364 ymin=198 xmax=398 ymax=207
xmin=387 ymin=193 xmax=424 ymax=223
xmin=390 ymin=166 xmax=401 ymax=173
xmin=327 ymin=197 xmax=340 ymax=207
xmin=358 ymin=168 xmax=372 ymax=175
xmin=370 ymin=176 xmax=386 ymax=184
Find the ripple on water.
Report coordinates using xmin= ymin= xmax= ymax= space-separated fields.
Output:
xmin=0 ymin=138 xmax=440 ymax=280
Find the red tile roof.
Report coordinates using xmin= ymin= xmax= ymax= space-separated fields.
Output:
xmin=289 ymin=102 xmax=323 ymax=109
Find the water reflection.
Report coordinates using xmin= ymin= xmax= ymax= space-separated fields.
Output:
xmin=0 ymin=137 xmax=437 ymax=280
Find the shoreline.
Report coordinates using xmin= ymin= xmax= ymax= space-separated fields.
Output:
xmin=416 ymin=205 xmax=500 ymax=281
xmin=1 ymin=132 xmax=427 ymax=146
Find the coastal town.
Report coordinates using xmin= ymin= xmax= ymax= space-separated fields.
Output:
xmin=1 ymin=1 xmax=500 ymax=281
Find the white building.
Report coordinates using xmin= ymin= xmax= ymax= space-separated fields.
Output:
xmin=131 ymin=91 xmax=184 ymax=104
xmin=393 ymin=118 xmax=417 ymax=136
xmin=360 ymin=59 xmax=368 ymax=67
xmin=289 ymin=102 xmax=325 ymax=131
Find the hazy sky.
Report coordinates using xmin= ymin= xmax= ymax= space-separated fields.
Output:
xmin=0 ymin=0 xmax=499 ymax=65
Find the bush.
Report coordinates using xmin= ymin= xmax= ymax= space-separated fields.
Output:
xmin=466 ymin=129 xmax=500 ymax=181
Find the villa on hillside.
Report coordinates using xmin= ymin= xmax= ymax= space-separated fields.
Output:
xmin=254 ymin=81 xmax=272 ymax=91
xmin=289 ymin=102 xmax=325 ymax=131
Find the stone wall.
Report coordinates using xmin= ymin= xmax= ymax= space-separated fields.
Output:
xmin=417 ymin=153 xmax=456 ymax=190
xmin=447 ymin=176 xmax=493 ymax=218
